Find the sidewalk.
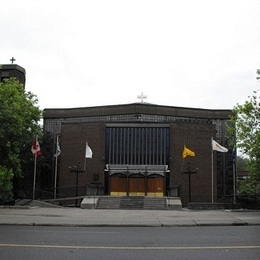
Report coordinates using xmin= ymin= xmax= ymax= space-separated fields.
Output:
xmin=0 ymin=206 xmax=260 ymax=227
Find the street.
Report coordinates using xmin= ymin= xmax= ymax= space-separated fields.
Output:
xmin=0 ymin=225 xmax=259 ymax=259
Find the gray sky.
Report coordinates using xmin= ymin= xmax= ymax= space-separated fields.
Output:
xmin=1 ymin=0 xmax=259 ymax=110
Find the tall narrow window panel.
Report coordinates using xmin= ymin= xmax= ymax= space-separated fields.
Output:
xmin=106 ymin=127 xmax=169 ymax=165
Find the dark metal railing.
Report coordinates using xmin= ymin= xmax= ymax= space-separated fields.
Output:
xmin=179 ymin=194 xmax=260 ymax=209
xmin=10 ymin=184 xmax=104 ymax=207
xmin=3 ymin=188 xmax=260 ymax=209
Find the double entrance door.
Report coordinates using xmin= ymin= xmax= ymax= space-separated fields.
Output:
xmin=110 ymin=173 xmax=164 ymax=197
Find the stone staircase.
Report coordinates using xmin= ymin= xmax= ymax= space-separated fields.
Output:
xmin=144 ymin=197 xmax=167 ymax=210
xmin=96 ymin=196 xmax=168 ymax=210
xmin=96 ymin=196 xmax=121 ymax=209
xmin=120 ymin=196 xmax=145 ymax=209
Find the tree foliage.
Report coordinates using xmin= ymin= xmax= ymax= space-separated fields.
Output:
xmin=257 ymin=69 xmax=260 ymax=80
xmin=236 ymin=156 xmax=249 ymax=171
xmin=0 ymin=78 xmax=42 ymax=201
xmin=0 ymin=166 xmax=14 ymax=202
xmin=229 ymin=70 xmax=260 ymax=195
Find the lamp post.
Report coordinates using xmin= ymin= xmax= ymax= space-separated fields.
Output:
xmin=69 ymin=162 xmax=84 ymax=206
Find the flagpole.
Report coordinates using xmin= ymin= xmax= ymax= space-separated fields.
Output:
xmin=181 ymin=144 xmax=184 ymax=172
xmin=211 ymin=136 xmax=214 ymax=203
xmin=32 ymin=136 xmax=37 ymax=200
xmin=84 ymin=142 xmax=87 ymax=171
xmin=33 ymin=154 xmax=37 ymax=200
xmin=233 ymin=147 xmax=237 ymax=204
xmin=84 ymin=157 xmax=86 ymax=171
xmin=54 ymin=156 xmax=58 ymax=199
xmin=54 ymin=135 xmax=58 ymax=199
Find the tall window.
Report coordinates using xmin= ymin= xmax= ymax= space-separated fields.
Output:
xmin=106 ymin=127 xmax=169 ymax=165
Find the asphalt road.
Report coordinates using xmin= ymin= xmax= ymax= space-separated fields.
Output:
xmin=0 ymin=225 xmax=259 ymax=260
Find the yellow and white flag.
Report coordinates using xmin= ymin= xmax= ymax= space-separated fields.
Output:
xmin=212 ymin=139 xmax=228 ymax=152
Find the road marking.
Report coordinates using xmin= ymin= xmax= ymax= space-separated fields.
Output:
xmin=16 ymin=230 xmax=120 ymax=234
xmin=0 ymin=244 xmax=259 ymax=250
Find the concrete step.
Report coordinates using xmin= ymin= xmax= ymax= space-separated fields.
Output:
xmin=120 ymin=196 xmax=144 ymax=209
xmin=96 ymin=196 xmax=121 ymax=209
xmin=167 ymin=197 xmax=182 ymax=210
xmin=82 ymin=196 xmax=182 ymax=210
xmin=144 ymin=197 xmax=167 ymax=210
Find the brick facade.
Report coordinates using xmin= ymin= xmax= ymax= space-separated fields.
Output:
xmin=59 ymin=122 xmax=106 ymax=188
xmin=43 ymin=103 xmax=233 ymax=205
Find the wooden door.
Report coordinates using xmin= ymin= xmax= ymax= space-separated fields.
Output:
xmin=147 ymin=176 xmax=164 ymax=197
xmin=110 ymin=174 xmax=127 ymax=196
xmin=129 ymin=176 xmax=145 ymax=196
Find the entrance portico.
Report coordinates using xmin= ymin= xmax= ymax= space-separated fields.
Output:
xmin=106 ymin=165 xmax=169 ymax=197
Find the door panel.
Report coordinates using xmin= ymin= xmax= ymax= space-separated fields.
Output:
xmin=147 ymin=176 xmax=164 ymax=197
xmin=129 ymin=177 xmax=145 ymax=196
xmin=110 ymin=174 xmax=127 ymax=196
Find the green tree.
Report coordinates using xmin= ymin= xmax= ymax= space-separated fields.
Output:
xmin=229 ymin=70 xmax=260 ymax=195
xmin=0 ymin=166 xmax=14 ymax=202
xmin=236 ymin=156 xmax=249 ymax=171
xmin=0 ymin=78 xmax=42 ymax=202
xmin=257 ymin=69 xmax=260 ymax=80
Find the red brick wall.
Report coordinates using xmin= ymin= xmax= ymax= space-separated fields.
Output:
xmin=59 ymin=122 xmax=106 ymax=189
xmin=169 ymin=122 xmax=216 ymax=204
xmin=58 ymin=121 xmax=217 ymax=204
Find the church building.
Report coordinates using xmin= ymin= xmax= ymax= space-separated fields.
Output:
xmin=0 ymin=60 xmax=235 ymax=206
xmin=43 ymin=101 xmax=235 ymax=206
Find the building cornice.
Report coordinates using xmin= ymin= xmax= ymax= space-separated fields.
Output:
xmin=43 ymin=103 xmax=231 ymax=120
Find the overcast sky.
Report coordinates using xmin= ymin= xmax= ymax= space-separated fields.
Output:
xmin=1 ymin=0 xmax=260 ymax=110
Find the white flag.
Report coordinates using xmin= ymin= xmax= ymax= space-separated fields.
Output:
xmin=212 ymin=139 xmax=228 ymax=152
xmin=54 ymin=141 xmax=61 ymax=158
xmin=85 ymin=142 xmax=93 ymax=158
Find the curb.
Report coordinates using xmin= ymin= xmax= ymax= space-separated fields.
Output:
xmin=0 ymin=222 xmax=258 ymax=228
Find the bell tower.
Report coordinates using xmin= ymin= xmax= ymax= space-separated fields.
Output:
xmin=0 ymin=58 xmax=26 ymax=88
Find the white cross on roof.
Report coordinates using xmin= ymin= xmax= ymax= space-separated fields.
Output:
xmin=137 ymin=92 xmax=147 ymax=103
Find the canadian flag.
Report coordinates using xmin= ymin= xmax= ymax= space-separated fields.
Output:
xmin=31 ymin=137 xmax=41 ymax=157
